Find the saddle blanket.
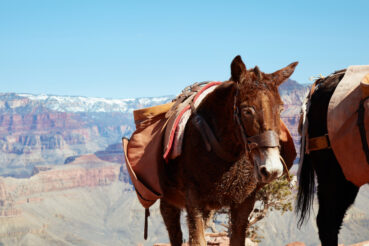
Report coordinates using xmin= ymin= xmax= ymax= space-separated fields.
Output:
xmin=327 ymin=65 xmax=369 ymax=187
xmin=163 ymin=82 xmax=221 ymax=161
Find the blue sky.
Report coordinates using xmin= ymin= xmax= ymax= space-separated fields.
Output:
xmin=1 ymin=0 xmax=368 ymax=98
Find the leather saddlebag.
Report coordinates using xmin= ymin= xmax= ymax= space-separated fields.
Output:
xmin=122 ymin=102 xmax=174 ymax=208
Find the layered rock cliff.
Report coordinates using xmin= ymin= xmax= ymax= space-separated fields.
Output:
xmin=0 ymin=154 xmax=125 ymax=217
xmin=279 ymin=79 xmax=309 ymax=159
xmin=0 ymin=93 xmax=171 ymax=177
xmin=0 ymin=80 xmax=307 ymax=177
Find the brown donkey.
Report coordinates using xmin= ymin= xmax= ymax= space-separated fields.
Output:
xmin=159 ymin=56 xmax=298 ymax=246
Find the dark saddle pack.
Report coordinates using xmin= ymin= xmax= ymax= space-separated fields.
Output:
xmin=327 ymin=67 xmax=369 ymax=187
xmin=302 ymin=67 xmax=369 ymax=187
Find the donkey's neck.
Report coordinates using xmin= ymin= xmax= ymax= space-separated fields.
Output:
xmin=195 ymin=81 xmax=244 ymax=160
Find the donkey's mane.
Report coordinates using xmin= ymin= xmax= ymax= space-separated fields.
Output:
xmin=313 ymin=69 xmax=346 ymax=95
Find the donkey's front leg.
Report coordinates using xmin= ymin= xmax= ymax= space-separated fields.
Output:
xmin=160 ymin=199 xmax=183 ymax=246
xmin=185 ymin=190 xmax=207 ymax=246
xmin=230 ymin=192 xmax=256 ymax=246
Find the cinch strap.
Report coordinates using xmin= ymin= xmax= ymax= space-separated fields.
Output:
xmin=308 ymin=134 xmax=331 ymax=152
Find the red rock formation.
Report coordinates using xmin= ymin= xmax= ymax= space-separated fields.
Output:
xmin=0 ymin=93 xmax=135 ymax=178
xmin=0 ymin=111 xmax=81 ymax=135
xmin=0 ymin=110 xmax=130 ymax=177
xmin=95 ymin=143 xmax=124 ymax=164
xmin=0 ymin=154 xmax=123 ymax=217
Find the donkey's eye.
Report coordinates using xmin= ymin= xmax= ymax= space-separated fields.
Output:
xmin=242 ymin=107 xmax=255 ymax=116
xmin=279 ymin=106 xmax=284 ymax=113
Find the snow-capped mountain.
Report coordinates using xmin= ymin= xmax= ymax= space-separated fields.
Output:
xmin=15 ymin=93 xmax=173 ymax=113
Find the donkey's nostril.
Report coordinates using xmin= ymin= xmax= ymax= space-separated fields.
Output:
xmin=259 ymin=166 xmax=269 ymax=178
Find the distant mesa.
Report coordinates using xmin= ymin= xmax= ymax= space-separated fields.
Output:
xmin=95 ymin=143 xmax=124 ymax=164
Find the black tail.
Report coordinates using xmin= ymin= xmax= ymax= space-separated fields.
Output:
xmin=295 ymin=70 xmax=344 ymax=229
xmin=296 ymin=153 xmax=315 ymax=228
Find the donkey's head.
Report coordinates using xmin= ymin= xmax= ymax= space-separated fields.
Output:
xmin=230 ymin=56 xmax=298 ymax=183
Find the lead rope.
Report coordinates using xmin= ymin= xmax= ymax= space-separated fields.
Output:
xmin=279 ymin=156 xmax=291 ymax=182
xmin=144 ymin=208 xmax=150 ymax=240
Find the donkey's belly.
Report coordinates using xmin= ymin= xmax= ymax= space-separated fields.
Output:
xmin=161 ymin=186 xmax=186 ymax=209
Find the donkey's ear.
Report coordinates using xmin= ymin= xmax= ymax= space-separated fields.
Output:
xmin=270 ymin=61 xmax=298 ymax=86
xmin=254 ymin=66 xmax=263 ymax=81
xmin=231 ymin=55 xmax=247 ymax=83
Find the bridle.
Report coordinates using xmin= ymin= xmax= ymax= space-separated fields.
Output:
xmin=191 ymin=81 xmax=291 ymax=180
xmin=233 ymin=82 xmax=291 ymax=181
xmin=232 ymin=82 xmax=280 ymax=154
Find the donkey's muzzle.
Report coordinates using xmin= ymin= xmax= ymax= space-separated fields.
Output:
xmin=255 ymin=147 xmax=284 ymax=183
xmin=259 ymin=166 xmax=280 ymax=181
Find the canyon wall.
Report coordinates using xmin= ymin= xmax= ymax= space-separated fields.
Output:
xmin=0 ymin=80 xmax=307 ymax=177
xmin=0 ymin=93 xmax=170 ymax=177
xmin=0 ymin=154 xmax=126 ymax=218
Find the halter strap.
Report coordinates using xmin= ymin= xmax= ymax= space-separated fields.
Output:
xmin=192 ymin=114 xmax=239 ymax=162
xmin=233 ymin=83 xmax=280 ymax=152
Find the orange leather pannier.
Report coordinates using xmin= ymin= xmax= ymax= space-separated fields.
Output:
xmin=122 ymin=102 xmax=174 ymax=208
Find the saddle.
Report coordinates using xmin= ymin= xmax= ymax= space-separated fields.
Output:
xmin=123 ymin=81 xmax=297 ymax=209
xmin=163 ymin=82 xmax=222 ymax=161
xmin=327 ymin=66 xmax=369 ymax=187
